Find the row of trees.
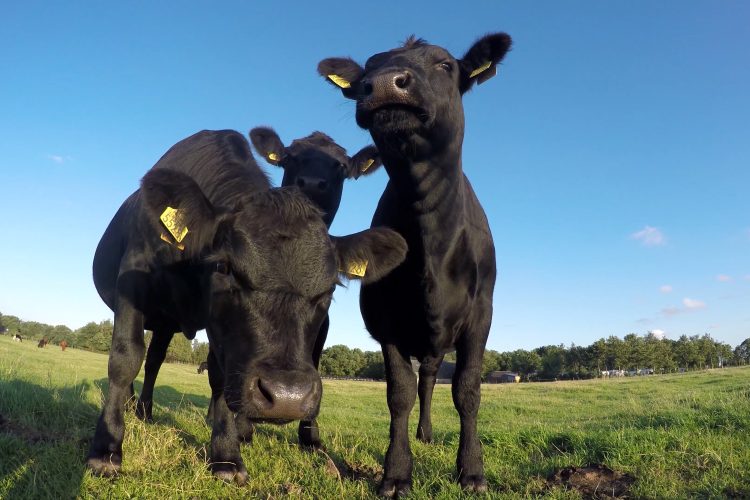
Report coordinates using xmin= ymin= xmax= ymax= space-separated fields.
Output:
xmin=2 ymin=312 xmax=748 ymax=381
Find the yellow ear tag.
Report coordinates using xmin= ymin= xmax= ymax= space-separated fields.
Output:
xmin=361 ymin=158 xmax=375 ymax=172
xmin=345 ymin=260 xmax=368 ymax=277
xmin=267 ymin=152 xmax=279 ymax=162
xmin=159 ymin=206 xmax=188 ymax=243
xmin=469 ymin=60 xmax=492 ymax=78
xmin=327 ymin=74 xmax=351 ymax=89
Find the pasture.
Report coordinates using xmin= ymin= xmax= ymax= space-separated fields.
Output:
xmin=1 ymin=335 xmax=748 ymax=499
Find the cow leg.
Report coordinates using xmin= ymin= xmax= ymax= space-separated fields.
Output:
xmin=298 ymin=314 xmax=328 ymax=449
xmin=452 ymin=329 xmax=489 ymax=492
xmin=416 ymin=354 xmax=444 ymax=443
xmin=206 ymin=350 xmax=248 ymax=485
xmin=86 ymin=297 xmax=145 ymax=476
xmin=135 ymin=330 xmax=174 ymax=422
xmin=379 ymin=343 xmax=417 ymax=498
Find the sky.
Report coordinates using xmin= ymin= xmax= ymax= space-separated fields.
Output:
xmin=1 ymin=1 xmax=748 ymax=353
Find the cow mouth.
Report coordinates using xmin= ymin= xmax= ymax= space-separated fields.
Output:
xmin=360 ymin=103 xmax=432 ymax=134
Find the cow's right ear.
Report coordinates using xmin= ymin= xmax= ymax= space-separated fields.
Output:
xmin=332 ymin=227 xmax=407 ymax=284
xmin=141 ymin=169 xmax=221 ymax=258
xmin=317 ymin=57 xmax=364 ymax=99
xmin=249 ymin=127 xmax=285 ymax=166
xmin=348 ymin=145 xmax=382 ymax=179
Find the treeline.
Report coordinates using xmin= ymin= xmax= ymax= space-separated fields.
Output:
xmin=3 ymin=312 xmax=748 ymax=381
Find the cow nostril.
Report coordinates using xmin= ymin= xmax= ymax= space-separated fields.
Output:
xmin=394 ymin=72 xmax=410 ymax=89
xmin=256 ymin=379 xmax=274 ymax=407
xmin=363 ymin=82 xmax=373 ymax=95
xmin=296 ymin=178 xmax=306 ymax=188
xmin=317 ymin=180 xmax=327 ymax=191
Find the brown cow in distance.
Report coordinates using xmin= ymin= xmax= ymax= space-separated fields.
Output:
xmin=60 ymin=340 xmax=68 ymax=351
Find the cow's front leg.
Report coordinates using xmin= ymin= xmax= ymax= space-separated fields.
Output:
xmin=86 ymin=297 xmax=146 ymax=476
xmin=452 ymin=332 xmax=488 ymax=492
xmin=207 ymin=351 xmax=248 ymax=485
xmin=379 ymin=343 xmax=417 ymax=498
xmin=135 ymin=330 xmax=174 ymax=422
xmin=299 ymin=315 xmax=328 ymax=449
xmin=416 ymin=354 xmax=444 ymax=443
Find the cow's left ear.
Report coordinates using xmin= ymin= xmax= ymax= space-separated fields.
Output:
xmin=317 ymin=57 xmax=365 ymax=99
xmin=458 ymin=33 xmax=512 ymax=94
xmin=141 ymin=168 xmax=224 ymax=259
xmin=348 ymin=145 xmax=382 ymax=179
xmin=332 ymin=227 xmax=407 ymax=284
xmin=249 ymin=127 xmax=286 ymax=166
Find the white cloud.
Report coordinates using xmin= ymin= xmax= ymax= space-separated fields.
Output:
xmin=659 ymin=285 xmax=673 ymax=293
xmin=682 ymin=298 xmax=706 ymax=310
xmin=631 ymin=226 xmax=666 ymax=247
xmin=661 ymin=306 xmax=681 ymax=316
xmin=649 ymin=329 xmax=666 ymax=339
xmin=716 ymin=274 xmax=732 ymax=282
xmin=46 ymin=154 xmax=72 ymax=164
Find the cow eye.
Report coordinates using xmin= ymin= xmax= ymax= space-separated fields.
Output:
xmin=438 ymin=61 xmax=452 ymax=72
xmin=215 ymin=261 xmax=230 ymax=275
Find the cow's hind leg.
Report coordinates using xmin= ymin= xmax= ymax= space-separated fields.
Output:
xmin=379 ymin=343 xmax=417 ymax=498
xmin=86 ymin=296 xmax=146 ymax=476
xmin=135 ymin=330 xmax=174 ymax=422
xmin=299 ymin=315 xmax=328 ymax=449
xmin=416 ymin=354 xmax=444 ymax=443
xmin=452 ymin=327 xmax=489 ymax=492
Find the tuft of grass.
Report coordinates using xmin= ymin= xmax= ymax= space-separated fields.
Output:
xmin=1 ymin=335 xmax=749 ymax=498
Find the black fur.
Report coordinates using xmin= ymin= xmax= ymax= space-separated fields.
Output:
xmin=87 ymin=129 xmax=406 ymax=483
xmin=318 ymin=33 xmax=511 ymax=496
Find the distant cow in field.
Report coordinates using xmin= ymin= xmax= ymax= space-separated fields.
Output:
xmin=197 ymin=361 xmax=208 ymax=374
xmin=60 ymin=340 xmax=68 ymax=351
xmin=12 ymin=334 xmax=22 ymax=342
xmin=319 ymin=32 xmax=511 ymax=496
xmin=87 ymin=129 xmax=406 ymax=483
xmin=38 ymin=337 xmax=48 ymax=348
xmin=250 ymin=126 xmax=382 ymax=444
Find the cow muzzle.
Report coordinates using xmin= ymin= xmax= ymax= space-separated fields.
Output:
xmin=238 ymin=369 xmax=322 ymax=422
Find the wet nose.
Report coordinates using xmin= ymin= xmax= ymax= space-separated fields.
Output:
xmin=365 ymin=70 xmax=413 ymax=97
xmin=248 ymin=372 xmax=320 ymax=421
xmin=296 ymin=176 xmax=328 ymax=193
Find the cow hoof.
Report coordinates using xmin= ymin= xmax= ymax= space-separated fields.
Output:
xmin=211 ymin=464 xmax=248 ymax=486
xmin=459 ymin=474 xmax=488 ymax=493
xmin=86 ymin=454 xmax=122 ymax=477
xmin=378 ymin=478 xmax=412 ymax=498
xmin=300 ymin=441 xmax=325 ymax=452
xmin=134 ymin=406 xmax=153 ymax=423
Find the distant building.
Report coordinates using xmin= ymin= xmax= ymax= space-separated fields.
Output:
xmin=486 ymin=371 xmax=520 ymax=383
xmin=411 ymin=359 xmax=456 ymax=384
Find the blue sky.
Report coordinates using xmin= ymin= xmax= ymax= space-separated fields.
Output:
xmin=1 ymin=1 xmax=748 ymax=352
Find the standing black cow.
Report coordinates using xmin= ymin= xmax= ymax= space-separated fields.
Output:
xmin=88 ymin=129 xmax=407 ymax=483
xmin=249 ymin=126 xmax=382 ymax=446
xmin=37 ymin=337 xmax=48 ymax=348
xmin=318 ymin=33 xmax=511 ymax=496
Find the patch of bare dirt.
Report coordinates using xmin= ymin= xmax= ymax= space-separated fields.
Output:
xmin=317 ymin=449 xmax=383 ymax=483
xmin=547 ymin=464 xmax=635 ymax=499
xmin=0 ymin=412 xmax=57 ymax=443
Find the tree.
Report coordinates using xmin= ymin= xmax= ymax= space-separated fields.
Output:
xmin=75 ymin=320 xmax=113 ymax=353
xmin=734 ymin=338 xmax=750 ymax=365
xmin=192 ymin=340 xmax=210 ymax=365
xmin=509 ymin=349 xmax=541 ymax=379
xmin=320 ymin=345 xmax=365 ymax=377
xmin=165 ymin=334 xmax=194 ymax=363
xmin=357 ymin=351 xmax=385 ymax=379
xmin=537 ymin=345 xmax=565 ymax=379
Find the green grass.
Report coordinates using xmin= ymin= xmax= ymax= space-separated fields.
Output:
xmin=1 ymin=335 xmax=749 ymax=499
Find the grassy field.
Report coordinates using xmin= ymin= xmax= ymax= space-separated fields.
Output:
xmin=1 ymin=335 xmax=748 ymax=499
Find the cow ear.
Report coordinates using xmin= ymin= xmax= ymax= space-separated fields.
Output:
xmin=317 ymin=57 xmax=364 ymax=99
xmin=348 ymin=145 xmax=382 ymax=179
xmin=332 ymin=227 xmax=407 ymax=284
xmin=458 ymin=33 xmax=512 ymax=94
xmin=249 ymin=127 xmax=286 ymax=166
xmin=141 ymin=168 xmax=221 ymax=259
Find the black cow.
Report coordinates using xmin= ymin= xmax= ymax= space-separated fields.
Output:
xmin=38 ymin=337 xmax=48 ymax=348
xmin=318 ymin=33 xmax=511 ymax=496
xmin=197 ymin=361 xmax=209 ymax=374
xmin=249 ymin=127 xmax=381 ymax=227
xmin=88 ymin=129 xmax=407 ymax=483
xmin=249 ymin=126 xmax=382 ymax=446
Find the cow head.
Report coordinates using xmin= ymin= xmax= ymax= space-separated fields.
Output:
xmin=249 ymin=127 xmax=381 ymax=227
xmin=317 ymin=33 xmax=511 ymax=158
xmin=141 ymin=168 xmax=406 ymax=422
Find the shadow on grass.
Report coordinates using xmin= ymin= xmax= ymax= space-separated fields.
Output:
xmin=0 ymin=379 xmax=98 ymax=499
